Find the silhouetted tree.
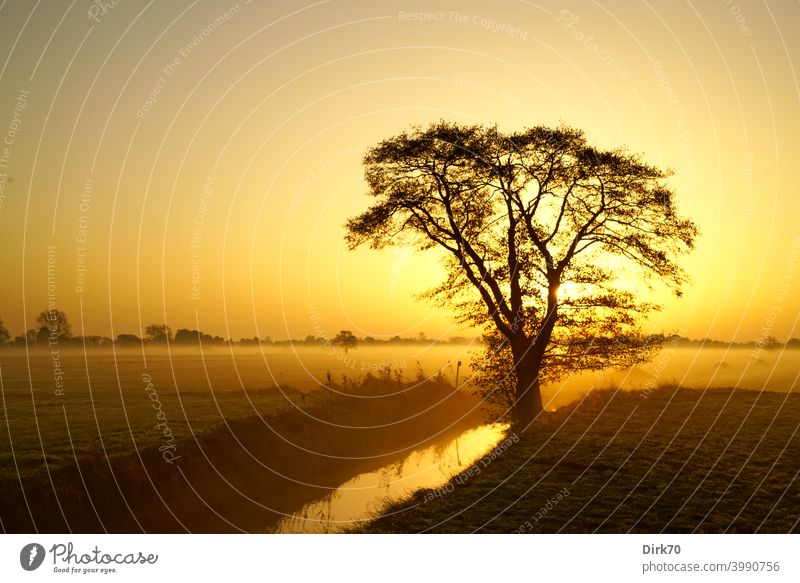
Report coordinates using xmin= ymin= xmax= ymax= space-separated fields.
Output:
xmin=173 ymin=328 xmax=224 ymax=345
xmin=0 ymin=317 xmax=9 ymax=345
xmin=174 ymin=329 xmax=199 ymax=344
xmin=346 ymin=122 xmax=698 ymax=423
xmin=116 ymin=334 xmax=141 ymax=345
xmin=77 ymin=335 xmax=113 ymax=346
xmin=144 ymin=324 xmax=173 ymax=343
xmin=756 ymin=335 xmax=781 ymax=350
xmin=331 ymin=330 xmax=358 ymax=355
xmin=35 ymin=309 xmax=72 ymax=343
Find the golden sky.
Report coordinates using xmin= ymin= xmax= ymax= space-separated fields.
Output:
xmin=0 ymin=0 xmax=798 ymax=342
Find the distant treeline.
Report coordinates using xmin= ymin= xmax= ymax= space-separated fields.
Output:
xmin=0 ymin=310 xmax=475 ymax=347
xmin=0 ymin=332 xmax=477 ymax=348
xmin=666 ymin=334 xmax=794 ymax=349
xmin=0 ymin=310 xmax=795 ymax=349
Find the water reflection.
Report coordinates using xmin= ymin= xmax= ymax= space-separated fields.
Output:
xmin=273 ymin=423 xmax=508 ymax=533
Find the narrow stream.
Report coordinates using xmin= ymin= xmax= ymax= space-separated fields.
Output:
xmin=273 ymin=423 xmax=509 ymax=533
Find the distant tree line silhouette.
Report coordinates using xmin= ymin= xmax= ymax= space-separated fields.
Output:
xmin=0 ymin=310 xmax=792 ymax=349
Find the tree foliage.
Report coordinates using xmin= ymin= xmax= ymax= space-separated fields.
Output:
xmin=331 ymin=330 xmax=359 ymax=355
xmin=0 ymin=317 xmax=9 ymax=345
xmin=145 ymin=324 xmax=173 ymax=343
xmin=346 ymin=121 xmax=698 ymax=422
xmin=35 ymin=309 xmax=72 ymax=342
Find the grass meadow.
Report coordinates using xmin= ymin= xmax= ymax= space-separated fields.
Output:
xmin=0 ymin=344 xmax=472 ymax=478
xmin=0 ymin=343 xmax=798 ymax=533
xmin=0 ymin=345 xmax=483 ymax=532
xmin=357 ymin=388 xmax=799 ymax=533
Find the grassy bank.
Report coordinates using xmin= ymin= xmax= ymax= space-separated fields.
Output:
xmin=0 ymin=373 xmax=484 ymax=533
xmin=357 ymin=388 xmax=799 ymax=533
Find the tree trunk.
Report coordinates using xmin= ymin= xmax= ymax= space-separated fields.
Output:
xmin=511 ymin=280 xmax=558 ymax=426
xmin=512 ymin=346 xmax=545 ymax=426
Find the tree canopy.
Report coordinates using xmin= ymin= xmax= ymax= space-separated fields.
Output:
xmin=145 ymin=324 xmax=173 ymax=343
xmin=331 ymin=330 xmax=359 ymax=355
xmin=346 ymin=121 xmax=698 ymax=423
xmin=35 ymin=309 xmax=72 ymax=343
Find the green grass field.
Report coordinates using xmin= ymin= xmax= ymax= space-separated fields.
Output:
xmin=0 ymin=344 xmax=475 ymax=476
xmin=1 ymin=346 xmax=798 ymax=533
xmin=2 ymin=345 xmax=796 ymax=478
xmin=0 ymin=363 xmax=484 ymax=533
xmin=356 ymin=388 xmax=799 ymax=533
xmin=0 ymin=350 xmax=315 ymax=477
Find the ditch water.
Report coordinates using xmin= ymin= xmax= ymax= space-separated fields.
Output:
xmin=272 ymin=423 xmax=509 ymax=533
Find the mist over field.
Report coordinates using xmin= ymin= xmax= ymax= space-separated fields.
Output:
xmin=3 ymin=342 xmax=797 ymax=414
xmin=2 ymin=342 xmax=796 ymax=533
xmin=1 ymin=342 xmax=796 ymax=473
xmin=545 ymin=345 xmax=800 ymax=408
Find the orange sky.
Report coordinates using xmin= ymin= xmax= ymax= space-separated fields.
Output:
xmin=0 ymin=0 xmax=798 ymax=342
